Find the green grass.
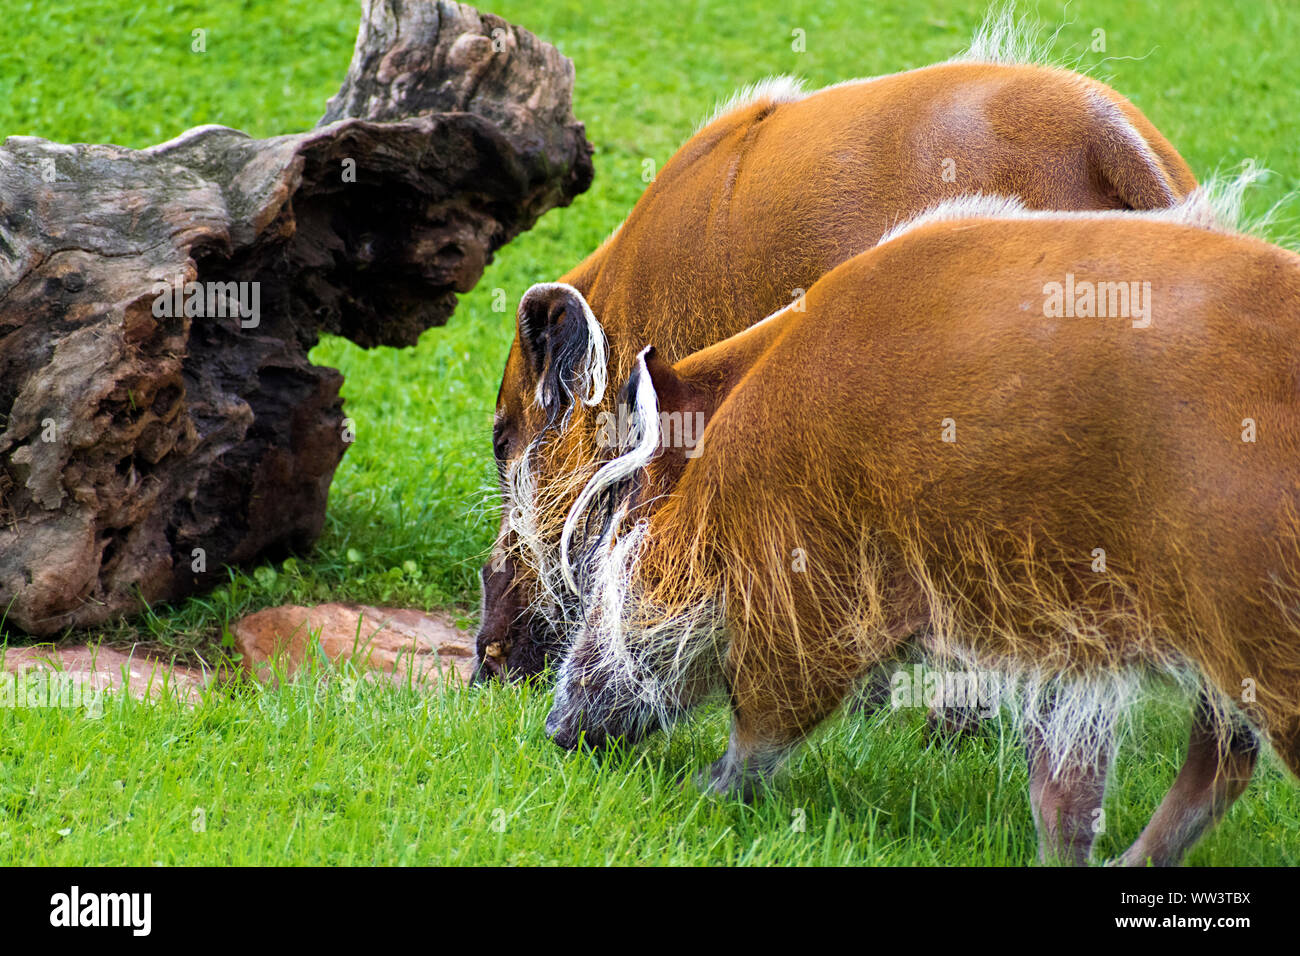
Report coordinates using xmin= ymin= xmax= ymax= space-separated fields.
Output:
xmin=2 ymin=662 xmax=1296 ymax=865
xmin=2 ymin=0 xmax=1299 ymax=864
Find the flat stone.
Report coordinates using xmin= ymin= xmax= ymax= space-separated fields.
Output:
xmin=0 ymin=644 xmax=208 ymax=706
xmin=230 ymin=603 xmax=474 ymax=688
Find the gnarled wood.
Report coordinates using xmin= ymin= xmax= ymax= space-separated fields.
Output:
xmin=0 ymin=0 xmax=593 ymax=636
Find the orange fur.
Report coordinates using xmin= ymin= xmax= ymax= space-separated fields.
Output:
xmin=550 ymin=212 xmax=1300 ymax=863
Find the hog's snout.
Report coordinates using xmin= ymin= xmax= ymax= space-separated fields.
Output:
xmin=473 ymin=557 xmax=568 ymax=683
xmin=545 ymin=703 xmax=610 ymax=750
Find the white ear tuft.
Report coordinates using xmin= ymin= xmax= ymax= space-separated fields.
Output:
xmin=520 ymin=281 xmax=609 ymax=419
xmin=560 ymin=346 xmax=662 ymax=594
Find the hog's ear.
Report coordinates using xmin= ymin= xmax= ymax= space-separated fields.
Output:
xmin=639 ymin=348 xmax=715 ymax=421
xmin=517 ymin=282 xmax=608 ymax=424
xmin=622 ymin=346 xmax=726 ymax=461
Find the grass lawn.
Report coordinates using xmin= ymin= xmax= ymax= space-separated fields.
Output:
xmin=2 ymin=0 xmax=1298 ymax=864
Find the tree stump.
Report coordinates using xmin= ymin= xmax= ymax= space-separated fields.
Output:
xmin=0 ymin=0 xmax=593 ymax=636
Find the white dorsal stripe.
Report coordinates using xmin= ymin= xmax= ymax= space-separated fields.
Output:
xmin=875 ymin=164 xmax=1271 ymax=251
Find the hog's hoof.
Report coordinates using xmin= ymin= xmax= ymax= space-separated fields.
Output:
xmin=693 ymin=752 xmax=772 ymax=802
xmin=694 ymin=762 xmax=747 ymax=801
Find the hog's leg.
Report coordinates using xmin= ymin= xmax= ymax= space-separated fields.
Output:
xmin=697 ymin=671 xmax=845 ymax=801
xmin=1022 ymin=693 xmax=1112 ymax=866
xmin=700 ymin=625 xmax=914 ymax=799
xmin=696 ymin=721 xmax=803 ymax=801
xmin=1115 ymin=691 xmax=1258 ymax=867
xmin=1025 ymin=741 xmax=1110 ymax=865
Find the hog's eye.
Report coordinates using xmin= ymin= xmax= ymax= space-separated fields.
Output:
xmin=492 ymin=422 xmax=515 ymax=482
